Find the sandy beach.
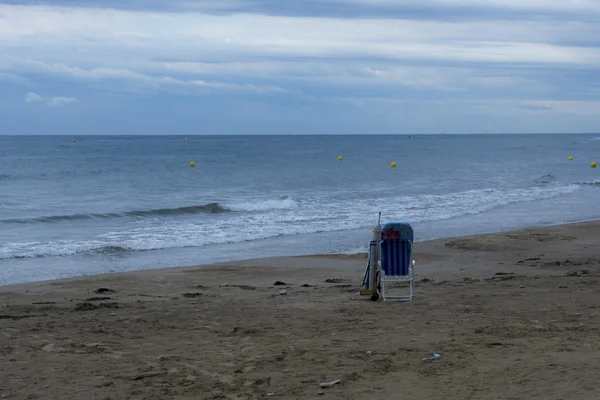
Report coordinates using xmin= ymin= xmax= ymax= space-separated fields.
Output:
xmin=2 ymin=221 xmax=600 ymax=400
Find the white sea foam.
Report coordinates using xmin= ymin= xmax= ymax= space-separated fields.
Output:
xmin=0 ymin=183 xmax=585 ymax=260
xmin=226 ymin=197 xmax=299 ymax=212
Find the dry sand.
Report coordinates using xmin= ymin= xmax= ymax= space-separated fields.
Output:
xmin=2 ymin=221 xmax=600 ymax=400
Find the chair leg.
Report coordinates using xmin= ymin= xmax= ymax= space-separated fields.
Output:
xmin=410 ymin=263 xmax=414 ymax=300
xmin=371 ymin=274 xmax=379 ymax=301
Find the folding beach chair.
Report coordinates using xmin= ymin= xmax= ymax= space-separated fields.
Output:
xmin=378 ymin=222 xmax=415 ymax=301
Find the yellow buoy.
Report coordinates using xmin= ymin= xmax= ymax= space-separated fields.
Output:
xmin=325 ymin=136 xmax=328 ymax=140
xmin=185 ymin=137 xmax=189 ymax=141
xmin=190 ymin=161 xmax=196 ymax=168
xmin=592 ymin=161 xmax=597 ymax=168
xmin=338 ymin=156 xmax=343 ymax=161
xmin=568 ymin=156 xmax=573 ymax=161
xmin=72 ymin=139 xmax=76 ymax=143
xmin=390 ymin=161 xmax=397 ymax=168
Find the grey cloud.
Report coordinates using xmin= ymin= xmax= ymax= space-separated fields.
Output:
xmin=24 ymin=91 xmax=43 ymax=103
xmin=46 ymin=96 xmax=77 ymax=107
xmin=3 ymin=0 xmax=599 ymax=21
xmin=24 ymin=92 xmax=78 ymax=106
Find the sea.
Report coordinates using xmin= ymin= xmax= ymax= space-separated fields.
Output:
xmin=1 ymin=134 xmax=599 ymax=285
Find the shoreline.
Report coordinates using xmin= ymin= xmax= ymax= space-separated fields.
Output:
xmin=2 ymin=220 xmax=600 ymax=398
xmin=3 ymin=218 xmax=599 ymax=289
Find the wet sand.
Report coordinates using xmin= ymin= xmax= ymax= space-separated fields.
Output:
xmin=2 ymin=221 xmax=600 ymax=399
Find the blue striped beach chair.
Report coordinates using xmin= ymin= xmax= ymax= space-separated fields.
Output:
xmin=378 ymin=222 xmax=415 ymax=301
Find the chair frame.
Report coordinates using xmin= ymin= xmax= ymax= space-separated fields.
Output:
xmin=378 ymin=229 xmax=415 ymax=302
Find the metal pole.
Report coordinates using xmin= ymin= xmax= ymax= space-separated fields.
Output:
xmin=369 ymin=213 xmax=382 ymax=293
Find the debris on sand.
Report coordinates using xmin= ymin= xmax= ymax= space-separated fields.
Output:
xmin=423 ymin=353 xmax=441 ymax=361
xmin=74 ymin=302 xmax=119 ymax=312
xmin=232 ymin=285 xmax=256 ymax=290
xmin=320 ymin=379 xmax=341 ymax=388
xmin=85 ymin=297 xmax=112 ymax=302
xmin=41 ymin=343 xmax=55 ymax=352
xmin=566 ymin=270 xmax=589 ymax=277
xmin=182 ymin=293 xmax=203 ymax=298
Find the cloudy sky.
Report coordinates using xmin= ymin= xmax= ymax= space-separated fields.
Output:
xmin=1 ymin=0 xmax=600 ymax=134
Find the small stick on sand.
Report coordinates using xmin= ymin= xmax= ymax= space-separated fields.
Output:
xmin=132 ymin=372 xmax=165 ymax=380
xmin=319 ymin=379 xmax=341 ymax=388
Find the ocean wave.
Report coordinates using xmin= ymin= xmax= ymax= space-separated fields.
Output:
xmin=0 ymin=184 xmax=583 ymax=260
xmin=576 ymin=180 xmax=600 ymax=187
xmin=399 ymin=184 xmax=580 ymax=222
xmin=0 ymin=240 xmax=143 ymax=260
xmin=534 ymin=173 xmax=557 ymax=185
xmin=125 ymin=203 xmax=228 ymax=217
xmin=96 ymin=245 xmax=131 ymax=254
xmin=574 ymin=136 xmax=600 ymax=143
xmin=2 ymin=198 xmax=300 ymax=224
xmin=1 ymin=202 xmax=230 ymax=224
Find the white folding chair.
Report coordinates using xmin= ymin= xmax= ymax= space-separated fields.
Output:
xmin=378 ymin=222 xmax=415 ymax=302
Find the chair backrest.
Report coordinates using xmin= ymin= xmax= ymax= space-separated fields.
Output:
xmin=380 ymin=222 xmax=413 ymax=277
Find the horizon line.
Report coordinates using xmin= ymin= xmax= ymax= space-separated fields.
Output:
xmin=1 ymin=132 xmax=599 ymax=136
